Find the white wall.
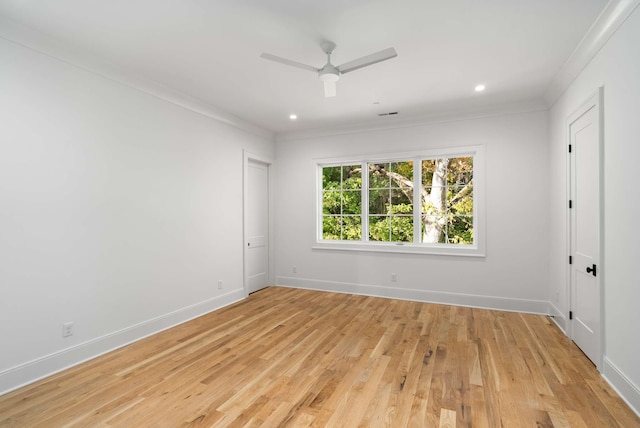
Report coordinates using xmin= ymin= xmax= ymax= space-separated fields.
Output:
xmin=275 ymin=110 xmax=550 ymax=312
xmin=548 ymin=6 xmax=640 ymax=413
xmin=0 ymin=38 xmax=274 ymax=394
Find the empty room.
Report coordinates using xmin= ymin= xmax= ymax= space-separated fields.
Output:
xmin=1 ymin=0 xmax=639 ymax=426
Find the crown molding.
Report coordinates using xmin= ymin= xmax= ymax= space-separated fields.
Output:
xmin=0 ymin=15 xmax=274 ymax=141
xmin=544 ymin=0 xmax=640 ymax=106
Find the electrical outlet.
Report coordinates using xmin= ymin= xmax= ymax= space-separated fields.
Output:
xmin=62 ymin=322 xmax=74 ymax=337
xmin=293 ymin=266 xmax=297 ymax=274
xmin=218 ymin=280 xmax=223 ymax=289
xmin=391 ymin=273 xmax=397 ymax=282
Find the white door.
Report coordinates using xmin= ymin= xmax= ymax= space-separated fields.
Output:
xmin=569 ymin=91 xmax=602 ymax=367
xmin=246 ymin=159 xmax=270 ymax=294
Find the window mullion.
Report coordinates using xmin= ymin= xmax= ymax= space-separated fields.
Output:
xmin=362 ymin=161 xmax=369 ymax=242
xmin=318 ymin=165 xmax=324 ymax=241
xmin=444 ymin=159 xmax=449 ymax=243
xmin=413 ymin=158 xmax=422 ymax=243
xmin=340 ymin=165 xmax=344 ymax=241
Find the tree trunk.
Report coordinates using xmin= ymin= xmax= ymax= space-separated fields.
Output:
xmin=422 ymin=158 xmax=448 ymax=243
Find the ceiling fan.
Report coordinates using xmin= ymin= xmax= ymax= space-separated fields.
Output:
xmin=260 ymin=41 xmax=397 ymax=98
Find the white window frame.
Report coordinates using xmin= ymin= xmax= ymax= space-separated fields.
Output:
xmin=314 ymin=145 xmax=485 ymax=257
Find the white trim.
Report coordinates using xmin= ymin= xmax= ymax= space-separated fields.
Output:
xmin=316 ymin=145 xmax=485 ymax=257
xmin=602 ymin=357 xmax=640 ymax=417
xmin=0 ymin=16 xmax=273 ymax=140
xmin=276 ymin=278 xmax=549 ymax=315
xmin=545 ymin=0 xmax=640 ymax=106
xmin=0 ymin=289 xmax=245 ymax=396
xmin=312 ymin=242 xmax=483 ymax=257
xmin=243 ymin=151 xmax=276 ymax=296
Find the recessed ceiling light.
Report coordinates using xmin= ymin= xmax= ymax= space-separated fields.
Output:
xmin=475 ymin=84 xmax=486 ymax=92
xmin=289 ymin=114 xmax=298 ymax=120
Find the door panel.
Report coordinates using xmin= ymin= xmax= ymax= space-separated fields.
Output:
xmin=569 ymin=95 xmax=601 ymax=367
xmin=246 ymin=160 xmax=269 ymax=294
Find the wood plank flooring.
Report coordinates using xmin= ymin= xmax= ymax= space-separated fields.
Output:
xmin=0 ymin=287 xmax=638 ymax=427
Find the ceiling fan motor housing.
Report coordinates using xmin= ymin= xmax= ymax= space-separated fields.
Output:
xmin=318 ymin=64 xmax=340 ymax=82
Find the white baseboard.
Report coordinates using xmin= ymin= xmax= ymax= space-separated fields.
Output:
xmin=0 ymin=289 xmax=245 ymax=396
xmin=547 ymin=302 xmax=567 ymax=333
xmin=276 ymin=276 xmax=549 ymax=314
xmin=602 ymin=357 xmax=640 ymax=417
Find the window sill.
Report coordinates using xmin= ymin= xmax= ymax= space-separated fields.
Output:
xmin=312 ymin=241 xmax=485 ymax=257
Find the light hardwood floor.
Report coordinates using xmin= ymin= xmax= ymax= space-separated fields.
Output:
xmin=0 ymin=287 xmax=638 ymax=427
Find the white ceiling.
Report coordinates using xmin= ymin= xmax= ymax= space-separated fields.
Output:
xmin=0 ymin=0 xmax=610 ymax=136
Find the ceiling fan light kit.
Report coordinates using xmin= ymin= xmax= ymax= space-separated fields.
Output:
xmin=261 ymin=41 xmax=397 ymax=98
xmin=319 ymin=67 xmax=339 ymax=98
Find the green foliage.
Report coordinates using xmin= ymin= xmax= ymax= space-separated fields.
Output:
xmin=322 ymin=216 xmax=341 ymax=240
xmin=322 ymin=166 xmax=341 ymax=188
xmin=322 ymin=164 xmax=362 ymax=240
xmin=368 ymin=215 xmax=413 ymax=242
xmin=447 ymin=215 xmax=473 ymax=244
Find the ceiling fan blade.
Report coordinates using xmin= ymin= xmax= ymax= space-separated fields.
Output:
xmin=260 ymin=53 xmax=319 ymax=73
xmin=323 ymin=80 xmax=337 ymax=98
xmin=337 ymin=47 xmax=397 ymax=74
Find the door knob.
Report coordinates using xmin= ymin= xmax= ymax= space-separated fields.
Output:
xmin=586 ymin=264 xmax=597 ymax=276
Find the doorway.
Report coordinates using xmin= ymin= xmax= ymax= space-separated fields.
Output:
xmin=567 ymin=88 xmax=603 ymax=368
xmin=244 ymin=153 xmax=273 ymax=295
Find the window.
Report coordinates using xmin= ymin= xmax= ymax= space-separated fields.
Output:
xmin=316 ymin=146 xmax=484 ymax=256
